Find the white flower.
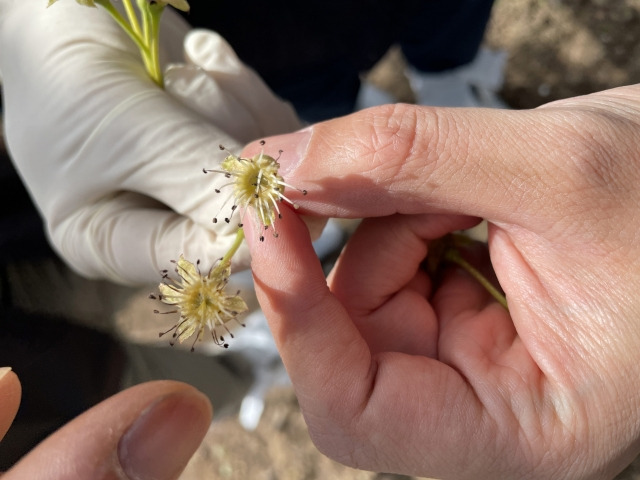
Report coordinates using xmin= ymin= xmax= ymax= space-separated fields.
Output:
xmin=206 ymin=141 xmax=307 ymax=241
xmin=151 ymin=255 xmax=248 ymax=350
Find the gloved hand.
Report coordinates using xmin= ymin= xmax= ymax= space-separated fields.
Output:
xmin=0 ymin=1 xmax=302 ymax=285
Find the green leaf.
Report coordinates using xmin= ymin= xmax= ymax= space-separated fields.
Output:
xmin=162 ymin=0 xmax=190 ymax=12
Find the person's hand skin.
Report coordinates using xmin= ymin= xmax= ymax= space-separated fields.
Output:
xmin=243 ymin=84 xmax=640 ymax=479
xmin=0 ymin=373 xmax=211 ymax=480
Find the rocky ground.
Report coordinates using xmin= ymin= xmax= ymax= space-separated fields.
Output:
xmin=176 ymin=1 xmax=640 ymax=479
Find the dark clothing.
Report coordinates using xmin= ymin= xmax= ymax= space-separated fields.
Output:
xmin=0 ymin=134 xmax=54 ymax=266
xmin=183 ymin=0 xmax=495 ymax=121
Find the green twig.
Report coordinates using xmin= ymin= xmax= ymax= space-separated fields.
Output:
xmin=95 ymin=0 xmax=144 ymax=48
xmin=214 ymin=228 xmax=246 ymax=275
xmin=121 ymin=0 xmax=142 ymax=37
xmin=92 ymin=0 xmax=164 ymax=86
xmin=444 ymin=247 xmax=509 ymax=310
xmin=146 ymin=2 xmax=165 ymax=87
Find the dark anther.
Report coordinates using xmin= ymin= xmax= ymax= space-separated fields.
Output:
xmin=215 ymin=189 xmax=221 ymax=193
xmin=213 ymin=218 xmax=218 ymax=223
xmin=259 ymin=235 xmax=265 ymax=242
xmin=260 ymin=140 xmax=266 ymax=146
xmin=219 ymin=144 xmax=225 ymax=150
xmin=302 ymin=190 xmax=308 ymax=195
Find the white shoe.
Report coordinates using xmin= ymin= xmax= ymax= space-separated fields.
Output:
xmin=406 ymin=48 xmax=508 ymax=108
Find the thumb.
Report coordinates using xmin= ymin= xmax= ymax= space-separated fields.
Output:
xmin=241 ymin=103 xmax=607 ymax=227
xmin=0 ymin=367 xmax=21 ymax=442
xmin=4 ymin=381 xmax=212 ymax=480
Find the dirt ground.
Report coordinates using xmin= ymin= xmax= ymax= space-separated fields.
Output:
xmin=176 ymin=1 xmax=640 ymax=479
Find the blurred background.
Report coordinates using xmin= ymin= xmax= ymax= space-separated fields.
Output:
xmin=180 ymin=1 xmax=640 ymax=478
xmin=2 ymin=0 xmax=640 ymax=479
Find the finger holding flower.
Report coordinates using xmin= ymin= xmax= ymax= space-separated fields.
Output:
xmin=244 ymin=98 xmax=640 ymax=479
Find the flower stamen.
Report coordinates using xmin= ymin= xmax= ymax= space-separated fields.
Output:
xmin=150 ymin=255 xmax=248 ymax=350
xmin=207 ymin=142 xmax=308 ymax=241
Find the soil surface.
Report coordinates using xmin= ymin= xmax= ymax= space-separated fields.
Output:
xmin=178 ymin=1 xmax=640 ymax=479
xmin=488 ymin=0 xmax=640 ymax=109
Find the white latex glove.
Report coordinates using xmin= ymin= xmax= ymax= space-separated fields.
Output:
xmin=0 ymin=1 xmax=302 ymax=285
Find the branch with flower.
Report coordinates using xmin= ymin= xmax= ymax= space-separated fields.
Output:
xmin=47 ymin=0 xmax=190 ymax=87
xmin=48 ymin=0 xmax=506 ymax=351
xmin=48 ymin=0 xmax=310 ymax=350
xmin=150 ymin=143 xmax=307 ymax=350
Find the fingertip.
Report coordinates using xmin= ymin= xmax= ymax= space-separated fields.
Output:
xmin=4 ymin=381 xmax=211 ymax=480
xmin=246 ymin=206 xmax=322 ymax=296
xmin=0 ymin=367 xmax=21 ymax=441
xmin=241 ymin=127 xmax=312 ymax=178
xmin=118 ymin=385 xmax=212 ymax=480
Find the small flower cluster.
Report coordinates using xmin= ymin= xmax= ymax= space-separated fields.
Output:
xmin=153 ymin=142 xmax=307 ymax=349
xmin=150 ymin=256 xmax=247 ymax=350
xmin=207 ymin=141 xmax=307 ymax=241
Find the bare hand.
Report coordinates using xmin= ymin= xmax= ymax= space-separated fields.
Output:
xmin=0 ymin=373 xmax=211 ymax=480
xmin=244 ymin=86 xmax=640 ymax=479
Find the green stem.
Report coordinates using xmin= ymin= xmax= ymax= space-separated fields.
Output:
xmin=215 ymin=228 xmax=246 ymax=274
xmin=95 ymin=0 xmax=144 ymax=48
xmin=92 ymin=0 xmax=164 ymax=86
xmin=137 ymin=0 xmax=164 ymax=87
xmin=147 ymin=2 xmax=165 ymax=87
xmin=444 ymin=247 xmax=509 ymax=310
xmin=121 ymin=0 xmax=142 ymax=38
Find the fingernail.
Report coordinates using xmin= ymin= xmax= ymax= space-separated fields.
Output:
xmin=0 ymin=367 xmax=12 ymax=381
xmin=245 ymin=127 xmax=312 ymax=177
xmin=118 ymin=391 xmax=212 ymax=480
